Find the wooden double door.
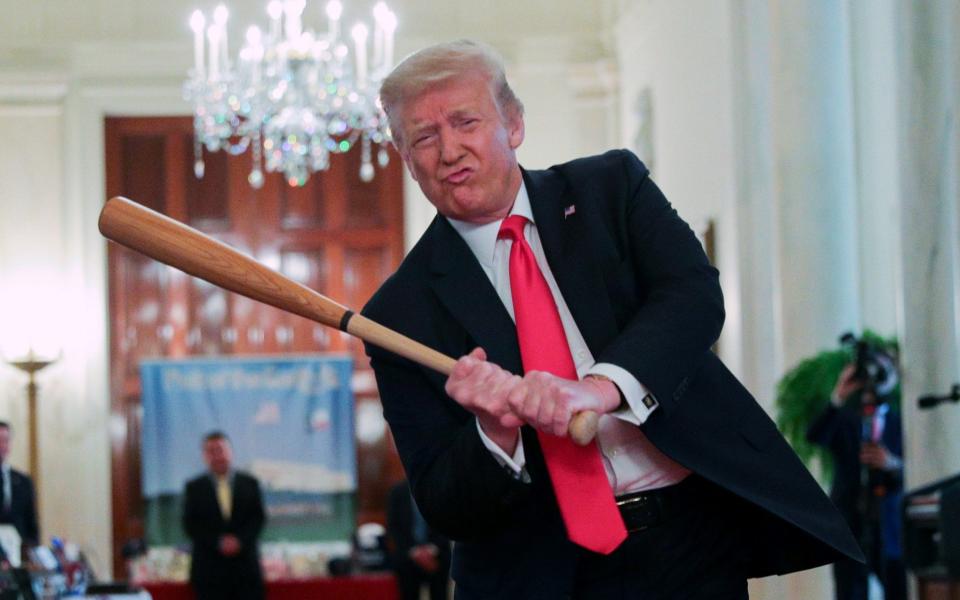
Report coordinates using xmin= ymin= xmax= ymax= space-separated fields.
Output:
xmin=104 ymin=116 xmax=405 ymax=576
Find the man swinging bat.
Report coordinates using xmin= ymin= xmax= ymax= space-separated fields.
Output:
xmin=359 ymin=40 xmax=863 ymax=599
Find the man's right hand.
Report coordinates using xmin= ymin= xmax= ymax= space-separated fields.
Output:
xmin=445 ymin=347 xmax=524 ymax=453
xmin=832 ymin=364 xmax=864 ymax=406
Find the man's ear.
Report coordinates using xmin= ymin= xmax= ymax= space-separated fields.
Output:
xmin=507 ymin=111 xmax=525 ymax=150
xmin=397 ymin=145 xmax=419 ymax=182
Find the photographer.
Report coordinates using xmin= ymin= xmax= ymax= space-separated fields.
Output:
xmin=807 ymin=348 xmax=906 ymax=600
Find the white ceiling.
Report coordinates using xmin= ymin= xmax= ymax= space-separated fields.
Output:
xmin=0 ymin=0 xmax=615 ymax=71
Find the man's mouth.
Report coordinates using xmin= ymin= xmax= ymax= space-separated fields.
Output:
xmin=444 ymin=168 xmax=472 ymax=185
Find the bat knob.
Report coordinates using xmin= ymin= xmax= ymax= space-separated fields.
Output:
xmin=569 ymin=411 xmax=599 ymax=446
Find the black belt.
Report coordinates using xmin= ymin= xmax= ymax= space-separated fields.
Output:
xmin=615 ymin=475 xmax=708 ymax=533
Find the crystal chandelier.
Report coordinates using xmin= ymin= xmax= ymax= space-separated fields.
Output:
xmin=184 ymin=0 xmax=397 ymax=188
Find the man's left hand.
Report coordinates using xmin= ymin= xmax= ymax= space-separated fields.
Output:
xmin=219 ymin=534 xmax=242 ymax=556
xmin=409 ymin=544 xmax=440 ymax=573
xmin=860 ymin=442 xmax=895 ymax=470
xmin=507 ymin=372 xmax=621 ymax=437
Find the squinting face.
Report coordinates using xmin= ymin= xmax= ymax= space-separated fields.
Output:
xmin=202 ymin=438 xmax=233 ymax=476
xmin=0 ymin=428 xmax=9 ymax=462
xmin=394 ymin=74 xmax=525 ymax=224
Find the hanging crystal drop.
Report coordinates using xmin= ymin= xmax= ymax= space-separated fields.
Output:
xmin=378 ymin=148 xmax=390 ymax=168
xmin=315 ymin=147 xmax=330 ymax=171
xmin=359 ymin=134 xmax=374 ymax=182
xmin=193 ymin=129 xmax=205 ymax=179
xmin=359 ymin=161 xmax=375 ymax=182
xmin=249 ymin=127 xmax=264 ymax=189
xmin=286 ymin=164 xmax=308 ymax=187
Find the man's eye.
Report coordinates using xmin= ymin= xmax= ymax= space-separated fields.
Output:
xmin=413 ymin=134 xmax=435 ymax=146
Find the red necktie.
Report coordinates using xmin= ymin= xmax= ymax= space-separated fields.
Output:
xmin=498 ymin=214 xmax=627 ymax=555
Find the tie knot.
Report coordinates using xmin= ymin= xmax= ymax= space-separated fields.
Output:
xmin=498 ymin=214 xmax=528 ymax=242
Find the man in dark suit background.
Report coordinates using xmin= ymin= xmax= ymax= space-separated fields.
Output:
xmin=807 ymin=362 xmax=907 ymax=600
xmin=182 ymin=431 xmax=265 ymax=600
xmin=0 ymin=421 xmax=38 ymax=550
xmin=386 ymin=479 xmax=451 ymax=600
xmin=362 ymin=40 xmax=864 ymax=599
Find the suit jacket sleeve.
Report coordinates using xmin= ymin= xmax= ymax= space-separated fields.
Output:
xmin=182 ymin=479 xmax=220 ymax=554
xmin=235 ymin=475 xmax=265 ymax=549
xmin=592 ymin=151 xmax=725 ymax=414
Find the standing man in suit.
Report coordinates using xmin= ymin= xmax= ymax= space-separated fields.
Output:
xmin=182 ymin=431 xmax=265 ymax=600
xmin=0 ymin=421 xmax=38 ymax=549
xmin=807 ymin=362 xmax=907 ymax=600
xmin=362 ymin=40 xmax=863 ymax=599
xmin=386 ymin=479 xmax=451 ymax=600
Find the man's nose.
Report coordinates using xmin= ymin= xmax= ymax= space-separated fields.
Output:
xmin=439 ymin=130 xmax=464 ymax=164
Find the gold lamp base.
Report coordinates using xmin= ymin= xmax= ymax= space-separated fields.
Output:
xmin=6 ymin=350 xmax=57 ymax=486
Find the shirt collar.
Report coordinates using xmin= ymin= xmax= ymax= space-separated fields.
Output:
xmin=209 ymin=470 xmax=233 ymax=482
xmin=447 ymin=182 xmax=534 ymax=269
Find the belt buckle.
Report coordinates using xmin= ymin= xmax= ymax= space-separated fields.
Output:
xmin=616 ymin=494 xmax=662 ymax=533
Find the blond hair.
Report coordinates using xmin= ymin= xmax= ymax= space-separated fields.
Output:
xmin=379 ymin=40 xmax=524 ymax=145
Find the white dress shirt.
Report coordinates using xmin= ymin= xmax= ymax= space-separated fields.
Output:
xmin=447 ymin=182 xmax=690 ymax=495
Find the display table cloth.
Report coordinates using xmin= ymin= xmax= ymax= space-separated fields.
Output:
xmin=142 ymin=573 xmax=399 ymax=600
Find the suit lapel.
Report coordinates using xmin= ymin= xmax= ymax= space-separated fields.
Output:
xmin=427 ymin=217 xmax=523 ymax=375
xmin=524 ymin=168 xmax=620 ymax=356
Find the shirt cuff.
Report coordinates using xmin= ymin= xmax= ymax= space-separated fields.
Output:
xmin=884 ymin=453 xmax=903 ymax=472
xmin=476 ymin=419 xmax=527 ymax=476
xmin=587 ymin=363 xmax=658 ymax=425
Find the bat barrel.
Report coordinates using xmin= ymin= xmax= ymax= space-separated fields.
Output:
xmin=99 ymin=196 xmax=350 ymax=329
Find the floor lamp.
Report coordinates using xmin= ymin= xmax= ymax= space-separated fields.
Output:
xmin=7 ymin=351 xmax=56 ymax=487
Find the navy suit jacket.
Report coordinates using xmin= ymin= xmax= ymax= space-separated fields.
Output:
xmin=0 ymin=467 xmax=38 ymax=547
xmin=182 ymin=471 xmax=265 ymax=590
xmin=363 ymin=150 xmax=862 ymax=599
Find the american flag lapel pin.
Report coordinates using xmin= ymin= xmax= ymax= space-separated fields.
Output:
xmin=563 ymin=204 xmax=576 ymax=219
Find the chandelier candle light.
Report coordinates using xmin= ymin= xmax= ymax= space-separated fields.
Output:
xmin=185 ymin=0 xmax=398 ymax=188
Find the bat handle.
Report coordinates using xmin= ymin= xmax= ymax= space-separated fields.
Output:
xmin=344 ymin=314 xmax=599 ymax=444
xmin=569 ymin=411 xmax=599 ymax=446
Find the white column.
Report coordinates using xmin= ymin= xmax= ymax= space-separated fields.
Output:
xmin=732 ymin=1 xmax=858 ymax=598
xmin=0 ymin=98 xmax=66 ymax=551
xmin=849 ymin=0 xmax=901 ymax=336
xmin=770 ymin=0 xmax=860 ymax=370
xmin=729 ymin=0 xmax=779 ymax=404
xmin=896 ymin=0 xmax=960 ymax=489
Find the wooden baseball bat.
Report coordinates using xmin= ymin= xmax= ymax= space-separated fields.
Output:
xmin=98 ymin=196 xmax=600 ymax=445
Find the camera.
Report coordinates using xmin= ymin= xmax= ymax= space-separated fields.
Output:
xmin=839 ymin=332 xmax=899 ymax=403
